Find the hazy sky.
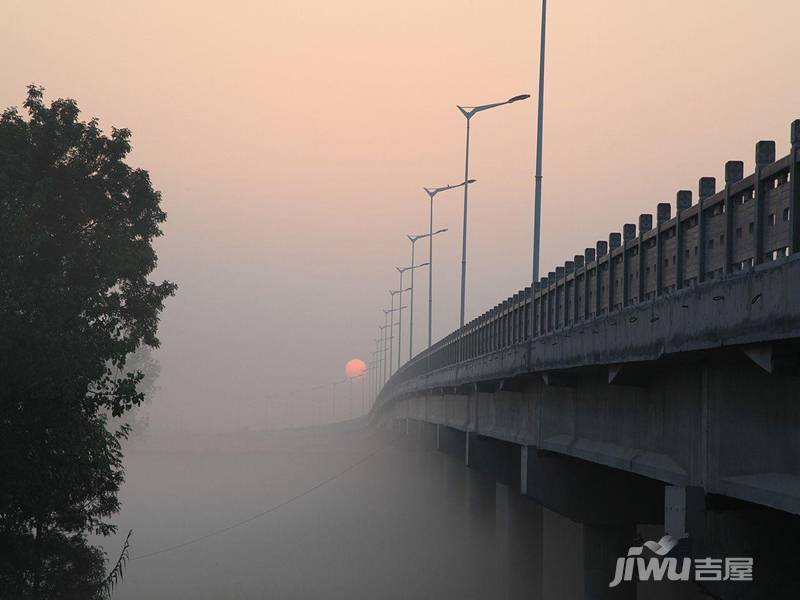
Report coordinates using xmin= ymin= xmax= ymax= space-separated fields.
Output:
xmin=4 ymin=1 xmax=800 ymax=430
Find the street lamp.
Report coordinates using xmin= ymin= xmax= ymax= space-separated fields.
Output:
xmin=362 ymin=369 xmax=368 ymax=414
xmin=380 ymin=317 xmax=402 ymax=380
xmin=370 ymin=350 xmax=380 ymax=404
xmin=406 ymin=230 xmax=443 ymax=360
xmin=532 ymin=0 xmax=548 ymax=288
xmin=372 ymin=339 xmax=380 ymax=396
xmin=456 ymin=93 xmax=530 ymax=327
xmin=385 ymin=292 xmax=409 ymax=377
xmin=393 ymin=277 xmax=412 ymax=373
xmin=396 ymin=265 xmax=427 ymax=369
xmin=423 ymin=183 xmax=473 ymax=348
xmin=378 ymin=323 xmax=391 ymax=386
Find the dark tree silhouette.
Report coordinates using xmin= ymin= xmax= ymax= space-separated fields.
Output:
xmin=114 ymin=346 xmax=162 ymax=440
xmin=0 ymin=86 xmax=176 ymax=598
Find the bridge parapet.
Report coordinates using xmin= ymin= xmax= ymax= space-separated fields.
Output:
xmin=381 ymin=120 xmax=800 ymax=398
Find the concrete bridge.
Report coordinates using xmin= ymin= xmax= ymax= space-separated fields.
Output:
xmin=374 ymin=121 xmax=800 ymax=592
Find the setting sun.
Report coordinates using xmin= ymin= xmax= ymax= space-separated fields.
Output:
xmin=345 ymin=358 xmax=367 ymax=378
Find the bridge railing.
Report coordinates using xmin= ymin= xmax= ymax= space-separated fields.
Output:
xmin=381 ymin=120 xmax=800 ymax=397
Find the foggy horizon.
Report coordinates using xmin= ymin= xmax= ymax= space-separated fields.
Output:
xmin=4 ymin=2 xmax=800 ymax=599
xmin=5 ymin=0 xmax=800 ymax=432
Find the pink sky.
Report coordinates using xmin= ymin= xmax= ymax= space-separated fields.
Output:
xmin=3 ymin=0 xmax=800 ymax=430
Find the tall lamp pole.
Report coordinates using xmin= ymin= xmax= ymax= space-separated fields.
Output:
xmin=370 ymin=350 xmax=380 ymax=403
xmin=379 ymin=320 xmax=390 ymax=386
xmin=423 ymin=182 xmax=474 ymax=347
xmin=397 ymin=265 xmax=427 ymax=367
xmin=532 ymin=0 xmax=547 ymax=286
xmin=393 ymin=280 xmax=413 ymax=372
xmin=407 ymin=232 xmax=443 ymax=359
xmin=387 ymin=290 xmax=395 ymax=379
xmin=358 ymin=372 xmax=366 ymax=415
xmin=456 ymin=93 xmax=530 ymax=327
xmin=384 ymin=301 xmax=406 ymax=377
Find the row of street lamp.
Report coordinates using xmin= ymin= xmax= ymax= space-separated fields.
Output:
xmin=261 ymin=2 xmax=549 ymax=426
xmin=369 ymin=0 xmax=550 ymax=404
xmin=373 ymin=93 xmax=532 ymax=395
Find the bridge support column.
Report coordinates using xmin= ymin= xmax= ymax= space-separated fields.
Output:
xmin=442 ymin=446 xmax=468 ymax=512
xmin=665 ymin=485 xmax=705 ymax=550
xmin=465 ymin=472 xmax=498 ymax=579
xmin=418 ymin=421 xmax=437 ymax=448
xmin=520 ymin=446 xmax=529 ymax=495
xmin=437 ymin=425 xmax=466 ymax=460
xmin=583 ymin=524 xmax=637 ymax=599
xmin=466 ymin=432 xmax=520 ymax=487
xmin=503 ymin=490 xmax=544 ymax=599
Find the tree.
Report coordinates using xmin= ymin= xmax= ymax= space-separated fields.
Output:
xmin=113 ymin=346 xmax=162 ymax=440
xmin=0 ymin=86 xmax=176 ymax=598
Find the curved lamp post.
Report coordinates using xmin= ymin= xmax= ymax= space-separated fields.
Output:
xmin=378 ymin=323 xmax=390 ymax=386
xmin=456 ymin=93 xmax=530 ymax=327
xmin=423 ymin=182 xmax=474 ymax=347
xmin=392 ymin=280 xmax=414 ymax=372
xmin=384 ymin=296 xmax=408 ymax=378
xmin=406 ymin=229 xmax=445 ymax=360
xmin=396 ymin=263 xmax=428 ymax=368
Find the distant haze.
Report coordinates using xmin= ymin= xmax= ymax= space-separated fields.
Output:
xmin=4 ymin=0 xmax=800 ymax=431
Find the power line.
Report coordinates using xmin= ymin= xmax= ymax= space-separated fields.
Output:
xmin=131 ymin=439 xmax=391 ymax=561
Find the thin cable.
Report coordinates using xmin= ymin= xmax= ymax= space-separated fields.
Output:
xmin=264 ymin=378 xmax=348 ymax=402
xmin=131 ymin=439 xmax=392 ymax=561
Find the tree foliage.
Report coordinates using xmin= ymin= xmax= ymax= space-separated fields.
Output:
xmin=0 ymin=86 xmax=176 ymax=597
xmin=114 ymin=345 xmax=161 ymax=440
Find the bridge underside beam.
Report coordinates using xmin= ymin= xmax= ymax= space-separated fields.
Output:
xmin=379 ymin=343 xmax=800 ymax=516
xmin=523 ymin=448 xmax=663 ymax=526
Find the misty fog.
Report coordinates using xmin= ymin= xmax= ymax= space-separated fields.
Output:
xmin=4 ymin=1 xmax=800 ymax=599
